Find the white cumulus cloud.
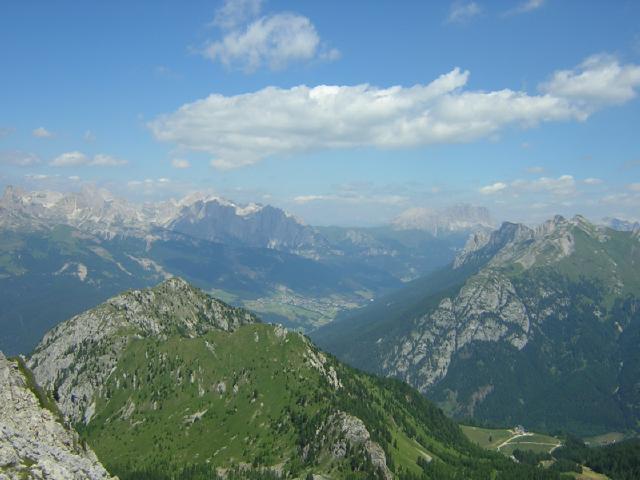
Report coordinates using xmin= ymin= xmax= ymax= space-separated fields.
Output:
xmin=205 ymin=13 xmax=330 ymax=71
xmin=212 ymin=0 xmax=263 ymax=30
xmin=294 ymin=193 xmax=406 ymax=206
xmin=32 ymin=127 xmax=53 ymax=138
xmin=479 ymin=182 xmax=507 ymax=195
xmin=203 ymin=0 xmax=338 ymax=72
xmin=583 ymin=177 xmax=603 ymax=185
xmin=50 ymin=151 xmax=88 ymax=167
xmin=293 ymin=194 xmax=333 ymax=204
xmin=90 ymin=154 xmax=127 ymax=166
xmin=540 ymin=54 xmax=640 ymax=109
xmin=149 ymin=54 xmax=640 ymax=170
xmin=529 ymin=175 xmax=576 ymax=196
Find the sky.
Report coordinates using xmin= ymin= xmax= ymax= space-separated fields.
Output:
xmin=1 ymin=0 xmax=640 ymax=226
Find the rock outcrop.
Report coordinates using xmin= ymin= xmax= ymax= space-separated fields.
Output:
xmin=0 ymin=352 xmax=113 ymax=479
xmin=319 ymin=411 xmax=393 ymax=480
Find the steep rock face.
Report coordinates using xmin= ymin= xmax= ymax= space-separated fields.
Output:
xmin=167 ymin=199 xmax=327 ymax=254
xmin=0 ymin=185 xmax=150 ymax=238
xmin=382 ymin=216 xmax=619 ymax=394
xmin=0 ymin=352 xmax=112 ymax=480
xmin=0 ymin=186 xmax=320 ymax=251
xmin=381 ymin=270 xmax=533 ymax=392
xmin=28 ymin=277 xmax=257 ymax=423
xmin=454 ymin=215 xmax=608 ymax=272
xmin=453 ymin=221 xmax=534 ymax=268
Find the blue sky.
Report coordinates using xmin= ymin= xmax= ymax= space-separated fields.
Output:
xmin=1 ymin=0 xmax=639 ymax=226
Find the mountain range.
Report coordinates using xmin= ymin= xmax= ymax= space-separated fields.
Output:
xmin=0 ymin=186 xmax=482 ymax=355
xmin=314 ymin=215 xmax=640 ymax=436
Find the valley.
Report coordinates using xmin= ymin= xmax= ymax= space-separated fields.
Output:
xmin=5 ymin=278 xmax=590 ymax=479
xmin=0 ymin=186 xmax=470 ymax=355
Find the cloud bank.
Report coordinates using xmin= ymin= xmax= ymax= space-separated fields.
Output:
xmin=149 ymin=54 xmax=640 ymax=169
xmin=50 ymin=152 xmax=128 ymax=167
xmin=0 ymin=150 xmax=41 ymax=167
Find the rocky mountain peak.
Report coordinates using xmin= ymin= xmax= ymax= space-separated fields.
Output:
xmin=603 ymin=216 xmax=640 ymax=232
xmin=454 ymin=215 xmax=611 ymax=271
xmin=166 ymin=196 xmax=323 ymax=252
xmin=454 ymin=221 xmax=534 ymax=269
xmin=27 ymin=278 xmax=258 ymax=423
xmin=392 ymin=204 xmax=494 ymax=234
xmin=1 ymin=184 xmax=27 ymax=202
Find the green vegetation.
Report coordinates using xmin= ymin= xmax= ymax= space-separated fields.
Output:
xmin=461 ymin=425 xmax=513 ymax=449
xmin=554 ymin=436 xmax=640 ymax=480
xmin=462 ymin=425 xmax=561 ymax=456
xmin=74 ymin=318 xmax=575 ymax=479
xmin=584 ymin=433 xmax=626 ymax=447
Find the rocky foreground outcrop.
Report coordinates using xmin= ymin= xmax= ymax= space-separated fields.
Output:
xmin=0 ymin=352 xmax=113 ymax=480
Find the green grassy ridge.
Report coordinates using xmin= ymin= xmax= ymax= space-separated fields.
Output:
xmin=71 ymin=318 xmax=571 ymax=479
xmin=79 ymin=323 xmax=452 ymax=478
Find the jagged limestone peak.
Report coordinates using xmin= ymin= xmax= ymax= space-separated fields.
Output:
xmin=455 ymin=215 xmax=612 ymax=271
xmin=454 ymin=221 xmax=534 ymax=269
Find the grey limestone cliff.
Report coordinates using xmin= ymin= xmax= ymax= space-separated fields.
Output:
xmin=0 ymin=352 xmax=113 ymax=480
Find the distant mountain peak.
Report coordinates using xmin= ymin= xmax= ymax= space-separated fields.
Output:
xmin=392 ymin=204 xmax=494 ymax=234
xmin=454 ymin=214 xmax=608 ymax=270
xmin=167 ymin=195 xmax=324 ymax=252
xmin=603 ymin=216 xmax=640 ymax=232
